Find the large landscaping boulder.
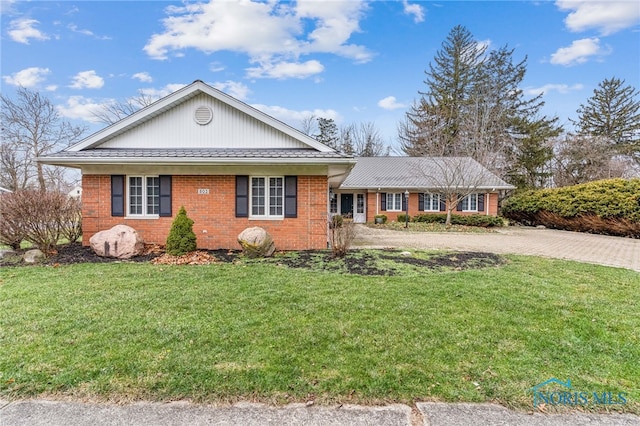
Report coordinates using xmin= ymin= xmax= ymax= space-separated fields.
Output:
xmin=90 ymin=225 xmax=145 ymax=259
xmin=237 ymin=227 xmax=275 ymax=258
xmin=23 ymin=249 xmax=44 ymax=263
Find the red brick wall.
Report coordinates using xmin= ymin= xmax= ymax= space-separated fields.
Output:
xmin=365 ymin=192 xmax=499 ymax=222
xmin=82 ymin=175 xmax=329 ymax=250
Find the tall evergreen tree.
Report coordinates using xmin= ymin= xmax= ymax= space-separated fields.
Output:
xmin=315 ymin=117 xmax=340 ymax=150
xmin=505 ymin=117 xmax=557 ymax=189
xmin=399 ymin=25 xmax=485 ymax=155
xmin=575 ymin=77 xmax=640 ymax=163
xmin=399 ymin=26 xmax=561 ymax=189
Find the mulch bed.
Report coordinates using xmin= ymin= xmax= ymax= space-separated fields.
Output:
xmin=1 ymin=243 xmax=505 ymax=276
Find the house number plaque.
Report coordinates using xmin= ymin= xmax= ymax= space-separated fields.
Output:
xmin=198 ymin=188 xmax=210 ymax=194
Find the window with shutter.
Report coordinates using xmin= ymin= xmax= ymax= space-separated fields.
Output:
xmin=111 ymin=175 xmax=125 ymax=217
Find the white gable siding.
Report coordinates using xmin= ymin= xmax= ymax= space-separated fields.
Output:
xmin=100 ymin=93 xmax=309 ymax=149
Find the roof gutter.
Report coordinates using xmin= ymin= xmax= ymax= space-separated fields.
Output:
xmin=37 ymin=156 xmax=357 ymax=167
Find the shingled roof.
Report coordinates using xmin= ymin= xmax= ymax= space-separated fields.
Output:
xmin=339 ymin=157 xmax=515 ymax=191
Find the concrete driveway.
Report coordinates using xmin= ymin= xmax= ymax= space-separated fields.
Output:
xmin=353 ymin=225 xmax=640 ymax=272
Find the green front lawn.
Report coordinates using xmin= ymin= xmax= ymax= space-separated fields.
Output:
xmin=1 ymin=253 xmax=638 ymax=412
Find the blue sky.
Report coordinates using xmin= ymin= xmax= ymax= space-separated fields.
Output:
xmin=1 ymin=0 xmax=639 ymax=150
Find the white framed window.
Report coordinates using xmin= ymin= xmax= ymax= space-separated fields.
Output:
xmin=128 ymin=176 xmax=159 ymax=217
xmin=251 ymin=176 xmax=284 ymax=218
xmin=460 ymin=193 xmax=478 ymax=212
xmin=329 ymin=193 xmax=338 ymax=214
xmin=423 ymin=193 xmax=441 ymax=211
xmin=386 ymin=193 xmax=404 ymax=211
xmin=356 ymin=193 xmax=365 ymax=214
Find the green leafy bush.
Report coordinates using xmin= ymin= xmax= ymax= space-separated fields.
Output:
xmin=502 ymin=178 xmax=640 ymax=237
xmin=374 ymin=214 xmax=387 ymax=224
xmin=413 ymin=213 xmax=504 ymax=227
xmin=165 ymin=206 xmax=197 ymax=256
xmin=413 ymin=214 xmax=447 ymax=224
xmin=396 ymin=213 xmax=411 ymax=223
xmin=330 ymin=214 xmax=343 ymax=229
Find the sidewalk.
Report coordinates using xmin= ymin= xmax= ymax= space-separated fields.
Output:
xmin=2 ymin=399 xmax=638 ymax=426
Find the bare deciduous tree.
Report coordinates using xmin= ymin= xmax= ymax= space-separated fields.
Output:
xmin=0 ymin=139 xmax=31 ymax=191
xmin=351 ymin=122 xmax=390 ymax=157
xmin=552 ymin=134 xmax=634 ymax=186
xmin=411 ymin=156 xmax=495 ymax=227
xmin=1 ymin=87 xmax=85 ymax=191
xmin=328 ymin=215 xmax=357 ymax=257
xmin=299 ymin=114 xmax=317 ymax=136
xmin=91 ymin=91 xmax=157 ymax=125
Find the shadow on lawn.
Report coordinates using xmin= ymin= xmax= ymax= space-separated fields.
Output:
xmin=1 ymin=242 xmax=506 ymax=276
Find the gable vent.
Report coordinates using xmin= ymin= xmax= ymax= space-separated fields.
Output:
xmin=194 ymin=106 xmax=213 ymax=125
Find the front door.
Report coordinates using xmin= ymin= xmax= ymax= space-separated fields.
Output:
xmin=353 ymin=193 xmax=366 ymax=223
xmin=340 ymin=193 xmax=353 ymax=218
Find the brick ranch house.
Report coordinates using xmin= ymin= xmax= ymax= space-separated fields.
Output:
xmin=40 ymin=80 xmax=355 ymax=250
xmin=334 ymin=157 xmax=514 ymax=223
xmin=40 ymin=80 xmax=513 ymax=250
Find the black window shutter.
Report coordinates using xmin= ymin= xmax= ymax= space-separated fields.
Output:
xmin=456 ymin=194 xmax=463 ymax=211
xmin=111 ymin=175 xmax=125 ymax=217
xmin=478 ymin=193 xmax=485 ymax=212
xmin=418 ymin=193 xmax=425 ymax=211
xmin=402 ymin=193 xmax=408 ymax=211
xmin=439 ymin=195 xmax=446 ymax=211
xmin=380 ymin=193 xmax=387 ymax=211
xmin=236 ymin=176 xmax=249 ymax=218
xmin=284 ymin=176 xmax=297 ymax=218
xmin=159 ymin=175 xmax=172 ymax=217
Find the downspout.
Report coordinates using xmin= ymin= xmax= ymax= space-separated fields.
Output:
xmin=486 ymin=192 xmax=490 ymax=215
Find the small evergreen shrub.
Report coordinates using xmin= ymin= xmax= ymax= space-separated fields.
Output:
xmin=413 ymin=213 xmax=447 ymax=224
xmin=165 ymin=206 xmax=197 ymax=256
xmin=502 ymin=178 xmax=640 ymax=237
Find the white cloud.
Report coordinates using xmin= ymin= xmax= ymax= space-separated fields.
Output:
xmin=246 ymin=60 xmax=324 ymax=79
xmin=550 ymin=37 xmax=610 ymax=66
xmin=556 ymin=1 xmax=640 ymax=35
xmin=67 ymin=23 xmax=111 ymax=40
xmin=251 ymin=104 xmax=340 ymax=129
xmin=377 ymin=96 xmax=406 ymax=110
xmin=8 ymin=18 xmax=49 ymax=44
xmin=2 ymin=67 xmax=51 ymax=87
xmin=138 ymin=83 xmax=187 ymax=99
xmin=143 ymin=0 xmax=371 ymax=79
xmin=402 ymin=0 xmax=425 ymax=23
xmin=1 ymin=0 xmax=20 ymax=15
xmin=525 ymin=83 xmax=584 ymax=96
xmin=132 ymin=72 xmax=153 ymax=83
xmin=56 ymin=96 xmax=106 ymax=123
xmin=212 ymin=80 xmax=250 ymax=100
xmin=70 ymin=70 xmax=104 ymax=89
xmin=209 ymin=62 xmax=225 ymax=72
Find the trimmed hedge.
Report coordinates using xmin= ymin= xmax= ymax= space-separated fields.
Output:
xmin=413 ymin=213 xmax=504 ymax=227
xmin=502 ymin=178 xmax=640 ymax=238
